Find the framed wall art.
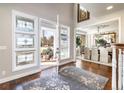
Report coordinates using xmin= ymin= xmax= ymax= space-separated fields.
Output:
xmin=77 ymin=4 xmax=90 ymax=22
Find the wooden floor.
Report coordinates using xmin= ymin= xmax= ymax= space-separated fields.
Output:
xmin=0 ymin=72 xmax=41 ymax=90
xmin=81 ymin=61 xmax=112 ymax=90
xmin=0 ymin=61 xmax=112 ymax=90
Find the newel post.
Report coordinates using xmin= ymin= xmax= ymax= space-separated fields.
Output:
xmin=111 ymin=43 xmax=124 ymax=90
xmin=112 ymin=47 xmax=117 ymax=90
xmin=118 ymin=49 xmax=123 ymax=89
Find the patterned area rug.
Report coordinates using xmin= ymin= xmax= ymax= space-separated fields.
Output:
xmin=17 ymin=66 xmax=109 ymax=90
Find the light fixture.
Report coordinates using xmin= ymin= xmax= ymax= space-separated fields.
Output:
xmin=96 ymin=25 xmax=109 ymax=33
xmin=106 ymin=5 xmax=113 ymax=10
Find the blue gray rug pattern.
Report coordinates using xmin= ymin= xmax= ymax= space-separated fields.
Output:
xmin=59 ymin=66 xmax=109 ymax=90
xmin=17 ymin=66 xmax=109 ymax=90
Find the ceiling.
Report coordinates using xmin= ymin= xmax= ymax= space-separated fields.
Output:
xmin=81 ymin=20 xmax=118 ymax=34
xmin=79 ymin=3 xmax=122 ymax=34
xmin=80 ymin=3 xmax=124 ymax=18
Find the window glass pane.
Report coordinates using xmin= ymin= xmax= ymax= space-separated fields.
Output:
xmin=60 ymin=48 xmax=69 ymax=59
xmin=16 ymin=34 xmax=35 ymax=48
xmin=60 ymin=28 xmax=68 ymax=46
xmin=16 ymin=51 xmax=35 ymax=66
xmin=16 ymin=16 xmax=34 ymax=32
xmin=60 ymin=26 xmax=69 ymax=59
xmin=40 ymin=29 xmax=55 ymax=62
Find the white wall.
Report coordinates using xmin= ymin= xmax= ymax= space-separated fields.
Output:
xmin=0 ymin=3 xmax=74 ymax=83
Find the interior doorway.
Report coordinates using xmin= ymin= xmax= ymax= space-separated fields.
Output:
xmin=76 ymin=31 xmax=86 ymax=58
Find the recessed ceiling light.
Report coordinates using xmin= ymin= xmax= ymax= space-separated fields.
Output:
xmin=106 ymin=5 xmax=113 ymax=10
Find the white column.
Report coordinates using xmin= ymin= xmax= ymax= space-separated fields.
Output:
xmin=87 ymin=34 xmax=91 ymax=48
xmin=53 ymin=32 xmax=56 ymax=59
xmin=112 ymin=47 xmax=117 ymax=90
xmin=118 ymin=49 xmax=123 ymax=89
xmin=122 ymin=51 xmax=124 ymax=90
xmin=56 ymin=14 xmax=60 ymax=73
xmin=74 ymin=28 xmax=76 ymax=61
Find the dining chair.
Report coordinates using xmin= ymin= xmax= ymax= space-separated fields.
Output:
xmin=99 ymin=47 xmax=111 ymax=63
xmin=91 ymin=48 xmax=99 ymax=61
xmin=84 ymin=47 xmax=91 ymax=60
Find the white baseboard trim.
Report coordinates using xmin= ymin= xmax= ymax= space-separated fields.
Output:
xmin=0 ymin=68 xmax=41 ymax=84
xmin=59 ymin=59 xmax=75 ymax=66
xmin=40 ymin=59 xmax=75 ymax=71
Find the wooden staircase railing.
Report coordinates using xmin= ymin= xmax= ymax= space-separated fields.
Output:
xmin=111 ymin=43 xmax=124 ymax=90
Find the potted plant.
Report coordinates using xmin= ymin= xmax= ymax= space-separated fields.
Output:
xmin=76 ymin=36 xmax=81 ymax=48
xmin=96 ymin=38 xmax=107 ymax=47
xmin=76 ymin=36 xmax=81 ymax=56
xmin=46 ymin=47 xmax=53 ymax=60
xmin=42 ymin=49 xmax=48 ymax=60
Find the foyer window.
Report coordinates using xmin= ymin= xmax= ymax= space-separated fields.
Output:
xmin=12 ymin=10 xmax=38 ymax=71
xmin=16 ymin=16 xmax=34 ymax=32
xmin=16 ymin=51 xmax=35 ymax=66
xmin=60 ymin=25 xmax=70 ymax=60
xmin=16 ymin=34 xmax=35 ymax=48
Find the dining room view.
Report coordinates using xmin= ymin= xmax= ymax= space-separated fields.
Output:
xmin=0 ymin=3 xmax=124 ymax=90
xmin=75 ymin=19 xmax=119 ymax=67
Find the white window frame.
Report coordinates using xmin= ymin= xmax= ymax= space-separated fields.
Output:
xmin=39 ymin=18 xmax=58 ymax=65
xmin=12 ymin=10 xmax=38 ymax=71
xmin=60 ymin=25 xmax=70 ymax=60
xmin=39 ymin=18 xmax=70 ymax=62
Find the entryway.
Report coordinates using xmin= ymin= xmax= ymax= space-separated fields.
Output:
xmin=39 ymin=18 xmax=59 ymax=69
xmin=40 ymin=27 xmax=57 ymax=66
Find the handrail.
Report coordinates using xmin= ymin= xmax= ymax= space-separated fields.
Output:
xmin=111 ymin=43 xmax=124 ymax=49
